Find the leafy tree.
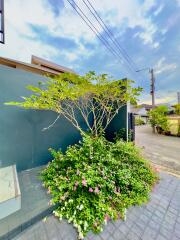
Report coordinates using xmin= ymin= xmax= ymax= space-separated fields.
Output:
xmin=173 ymin=104 xmax=180 ymax=136
xmin=6 ymin=71 xmax=141 ymax=137
xmin=173 ymin=104 xmax=180 ymax=115
xmin=148 ymin=105 xmax=169 ymax=133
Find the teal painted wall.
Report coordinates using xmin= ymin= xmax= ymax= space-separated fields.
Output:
xmin=0 ymin=64 xmax=127 ymax=171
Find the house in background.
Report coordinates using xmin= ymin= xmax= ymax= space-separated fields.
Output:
xmin=130 ymin=104 xmax=152 ymax=124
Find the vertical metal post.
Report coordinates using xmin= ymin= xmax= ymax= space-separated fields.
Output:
xmin=150 ymin=68 xmax=155 ymax=108
xmin=178 ymin=92 xmax=180 ymax=104
xmin=150 ymin=68 xmax=155 ymax=133
xmin=0 ymin=0 xmax=4 ymax=44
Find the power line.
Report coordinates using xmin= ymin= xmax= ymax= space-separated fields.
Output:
xmin=82 ymin=0 xmax=148 ymax=82
xmin=66 ymin=0 xmax=120 ymax=61
xmin=66 ymin=0 xmax=136 ymax=75
xmin=82 ymin=0 xmax=138 ymax=72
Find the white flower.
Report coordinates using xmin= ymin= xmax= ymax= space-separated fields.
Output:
xmin=53 ymin=211 xmax=59 ymax=217
xmin=79 ymin=204 xmax=84 ymax=210
xmin=73 ymin=210 xmax=77 ymax=216
xmin=79 ymin=232 xmax=84 ymax=239
xmin=68 ymin=218 xmax=73 ymax=223
xmin=65 ymin=201 xmax=68 ymax=206
xmin=43 ymin=217 xmax=47 ymax=222
xmin=69 ymin=199 xmax=73 ymax=203
xmin=77 ymin=225 xmax=81 ymax=232
xmin=84 ymin=221 xmax=88 ymax=230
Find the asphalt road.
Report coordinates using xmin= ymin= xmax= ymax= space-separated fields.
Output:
xmin=135 ymin=125 xmax=180 ymax=175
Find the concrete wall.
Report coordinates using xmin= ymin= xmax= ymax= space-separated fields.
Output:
xmin=0 ymin=64 xmax=127 ymax=171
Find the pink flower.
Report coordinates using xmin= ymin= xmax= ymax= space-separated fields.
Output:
xmin=93 ymin=222 xmax=98 ymax=227
xmin=47 ymin=188 xmax=51 ymax=194
xmin=114 ymin=187 xmax=120 ymax=194
xmin=75 ymin=181 xmax=79 ymax=186
xmin=94 ymin=187 xmax=99 ymax=194
xmin=104 ymin=176 xmax=107 ymax=180
xmin=73 ymin=186 xmax=77 ymax=191
xmin=104 ymin=214 xmax=110 ymax=221
xmin=155 ymin=166 xmax=160 ymax=172
xmin=109 ymin=196 xmax=112 ymax=200
xmin=48 ymin=200 xmax=53 ymax=206
xmin=77 ymin=169 xmax=80 ymax=175
xmin=89 ymin=187 xmax=93 ymax=192
xmin=117 ymin=187 xmax=120 ymax=193
xmin=82 ymin=179 xmax=87 ymax=186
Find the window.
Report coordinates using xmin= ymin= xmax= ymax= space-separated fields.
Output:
xmin=0 ymin=0 xmax=4 ymax=44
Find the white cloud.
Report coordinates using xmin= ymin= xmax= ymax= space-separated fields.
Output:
xmin=136 ymin=24 xmax=158 ymax=47
xmin=155 ymin=57 xmax=177 ymax=75
xmin=154 ymin=4 xmax=164 ymax=16
xmin=0 ymin=0 xmax=58 ymax=62
xmin=0 ymin=0 xmax=160 ymax=66
xmin=0 ymin=0 xmax=96 ymax=64
xmin=176 ymin=0 xmax=180 ymax=6
xmin=161 ymin=28 xmax=168 ymax=35
xmin=139 ymin=90 xmax=177 ymax=105
xmin=90 ymin=0 xmax=158 ymax=48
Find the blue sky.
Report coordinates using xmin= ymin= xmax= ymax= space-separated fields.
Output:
xmin=0 ymin=0 xmax=180 ymax=104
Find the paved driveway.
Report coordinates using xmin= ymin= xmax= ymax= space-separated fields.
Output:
xmin=135 ymin=125 xmax=180 ymax=175
xmin=12 ymin=172 xmax=180 ymax=240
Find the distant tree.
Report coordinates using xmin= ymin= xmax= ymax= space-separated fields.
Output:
xmin=173 ymin=104 xmax=180 ymax=115
xmin=148 ymin=105 xmax=169 ymax=133
xmin=173 ymin=104 xmax=180 ymax=136
xmin=6 ymin=71 xmax=142 ymax=137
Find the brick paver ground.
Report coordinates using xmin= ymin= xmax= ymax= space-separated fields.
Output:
xmin=13 ymin=172 xmax=180 ymax=240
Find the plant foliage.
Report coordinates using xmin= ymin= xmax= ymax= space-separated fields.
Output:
xmin=173 ymin=104 xmax=180 ymax=115
xmin=6 ymin=71 xmax=142 ymax=136
xmin=148 ymin=105 xmax=169 ymax=132
xmin=41 ymin=135 xmax=158 ymax=239
xmin=172 ymin=104 xmax=180 ymax=136
xmin=135 ymin=117 xmax=145 ymax=126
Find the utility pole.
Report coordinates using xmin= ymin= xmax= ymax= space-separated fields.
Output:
xmin=178 ymin=92 xmax=180 ymax=104
xmin=150 ymin=69 xmax=155 ymax=108
xmin=150 ymin=68 xmax=155 ymax=133
xmin=136 ymin=68 xmax=156 ymax=108
xmin=136 ymin=67 xmax=156 ymax=133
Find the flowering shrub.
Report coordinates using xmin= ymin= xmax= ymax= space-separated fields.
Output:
xmin=41 ymin=135 xmax=158 ymax=239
